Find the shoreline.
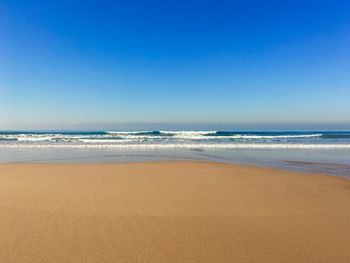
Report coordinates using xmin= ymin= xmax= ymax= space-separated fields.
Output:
xmin=3 ymin=159 xmax=350 ymax=178
xmin=1 ymin=161 xmax=350 ymax=262
xmin=1 ymin=146 xmax=349 ymax=177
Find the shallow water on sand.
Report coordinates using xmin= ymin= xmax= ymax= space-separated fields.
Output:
xmin=1 ymin=147 xmax=349 ymax=177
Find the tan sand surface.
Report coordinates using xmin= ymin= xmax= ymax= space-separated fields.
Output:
xmin=0 ymin=161 xmax=350 ymax=262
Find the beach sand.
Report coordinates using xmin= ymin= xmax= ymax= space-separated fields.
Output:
xmin=0 ymin=161 xmax=350 ymax=262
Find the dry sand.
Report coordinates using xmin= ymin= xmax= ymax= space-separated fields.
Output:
xmin=0 ymin=161 xmax=350 ymax=262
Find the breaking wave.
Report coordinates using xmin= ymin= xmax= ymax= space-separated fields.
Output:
xmin=0 ymin=130 xmax=349 ymax=149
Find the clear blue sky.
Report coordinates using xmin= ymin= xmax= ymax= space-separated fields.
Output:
xmin=1 ymin=0 xmax=349 ymax=130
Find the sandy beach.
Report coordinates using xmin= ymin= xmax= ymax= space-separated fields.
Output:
xmin=0 ymin=161 xmax=350 ymax=262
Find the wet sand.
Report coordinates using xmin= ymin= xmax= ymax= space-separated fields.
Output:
xmin=0 ymin=161 xmax=350 ymax=262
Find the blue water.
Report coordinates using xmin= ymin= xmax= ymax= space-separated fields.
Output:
xmin=1 ymin=130 xmax=350 ymax=148
xmin=1 ymin=131 xmax=349 ymax=176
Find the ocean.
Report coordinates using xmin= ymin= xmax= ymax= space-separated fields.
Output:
xmin=1 ymin=130 xmax=350 ymax=176
xmin=1 ymin=130 xmax=350 ymax=148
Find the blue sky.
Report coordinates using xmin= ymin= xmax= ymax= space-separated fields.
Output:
xmin=1 ymin=0 xmax=349 ymax=130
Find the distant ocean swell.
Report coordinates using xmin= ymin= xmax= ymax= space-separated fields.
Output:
xmin=0 ymin=131 xmax=350 ymax=149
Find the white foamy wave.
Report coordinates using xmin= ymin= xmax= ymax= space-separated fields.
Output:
xmin=1 ymin=131 xmax=323 ymax=143
xmin=105 ymin=131 xmax=156 ymax=134
xmin=222 ymin=134 xmax=323 ymax=139
xmin=164 ymin=131 xmax=323 ymax=140
xmin=17 ymin=135 xmax=56 ymax=142
xmin=104 ymin=131 xmax=211 ymax=140
xmin=78 ymin=138 xmax=134 ymax=143
xmin=170 ymin=131 xmax=215 ymax=139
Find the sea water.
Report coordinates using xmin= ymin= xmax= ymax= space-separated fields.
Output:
xmin=1 ymin=130 xmax=350 ymax=176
